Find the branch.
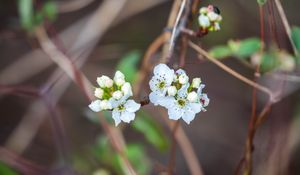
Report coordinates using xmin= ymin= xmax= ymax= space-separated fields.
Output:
xmin=35 ymin=26 xmax=137 ymax=175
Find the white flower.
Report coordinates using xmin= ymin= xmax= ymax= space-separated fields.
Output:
xmin=187 ymin=91 xmax=198 ymax=103
xmin=198 ymin=15 xmax=210 ymax=28
xmin=167 ymin=86 xmax=177 ymax=96
xmin=99 ymin=100 xmax=112 ymax=110
xmin=112 ymin=90 xmax=123 ymax=100
xmin=192 ymin=78 xmax=202 ymax=88
xmin=89 ymin=100 xmax=101 ymax=112
xmin=149 ymin=64 xmax=175 ymax=105
xmin=165 ymin=85 xmax=202 ymax=124
xmin=94 ymin=88 xmax=104 ymax=99
xmin=179 ymin=74 xmax=189 ymax=84
xmin=97 ymin=76 xmax=113 ymax=88
xmin=112 ymin=99 xmax=141 ymax=126
xmin=114 ymin=71 xmax=125 ymax=86
xmin=121 ymin=82 xmax=133 ymax=97
xmin=207 ymin=12 xmax=219 ymax=21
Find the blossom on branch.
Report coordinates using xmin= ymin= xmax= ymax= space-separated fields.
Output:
xmin=149 ymin=64 xmax=210 ymax=124
xmin=89 ymin=71 xmax=140 ymax=126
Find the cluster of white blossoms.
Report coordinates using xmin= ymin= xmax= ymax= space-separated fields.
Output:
xmin=149 ymin=64 xmax=210 ymax=124
xmin=198 ymin=5 xmax=222 ymax=32
xmin=89 ymin=71 xmax=141 ymax=126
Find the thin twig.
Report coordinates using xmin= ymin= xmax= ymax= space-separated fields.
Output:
xmin=168 ymin=120 xmax=180 ymax=175
xmin=188 ymin=41 xmax=274 ymax=100
xmin=35 ymin=26 xmax=137 ymax=175
xmin=273 ymin=0 xmax=298 ymax=56
xmin=161 ymin=0 xmax=183 ymax=62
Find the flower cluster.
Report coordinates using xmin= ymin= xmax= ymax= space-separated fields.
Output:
xmin=89 ymin=71 xmax=141 ymax=126
xmin=198 ymin=5 xmax=222 ymax=32
xmin=149 ymin=64 xmax=209 ymax=124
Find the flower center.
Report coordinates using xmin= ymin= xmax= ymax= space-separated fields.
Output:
xmin=177 ymin=99 xmax=186 ymax=107
xmin=157 ymin=81 xmax=165 ymax=89
xmin=118 ymin=105 xmax=125 ymax=111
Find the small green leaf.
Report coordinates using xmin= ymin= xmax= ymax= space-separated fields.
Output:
xmin=42 ymin=1 xmax=57 ymax=21
xmin=260 ymin=53 xmax=277 ymax=72
xmin=0 ymin=162 xmax=18 ymax=175
xmin=234 ymin=38 xmax=261 ymax=58
xmin=18 ymin=0 xmax=33 ymax=30
xmin=257 ymin=0 xmax=267 ymax=6
xmin=132 ymin=110 xmax=169 ymax=152
xmin=116 ymin=51 xmax=141 ymax=83
xmin=292 ymin=27 xmax=300 ymax=53
xmin=123 ymin=144 xmax=150 ymax=175
xmin=209 ymin=45 xmax=232 ymax=59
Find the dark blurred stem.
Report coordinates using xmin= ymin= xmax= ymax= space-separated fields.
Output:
xmin=168 ymin=120 xmax=180 ymax=175
xmin=242 ymin=5 xmax=265 ymax=175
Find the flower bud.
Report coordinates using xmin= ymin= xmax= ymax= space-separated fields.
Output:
xmin=100 ymin=100 xmax=112 ymax=110
xmin=207 ymin=12 xmax=218 ymax=21
xmin=167 ymin=86 xmax=177 ymax=96
xmin=192 ymin=78 xmax=202 ymax=88
xmin=114 ymin=71 xmax=126 ymax=86
xmin=199 ymin=7 xmax=208 ymax=14
xmin=198 ymin=15 xmax=210 ymax=28
xmin=121 ymin=82 xmax=133 ymax=97
xmin=94 ymin=88 xmax=104 ymax=99
xmin=113 ymin=90 xmax=123 ymax=100
xmin=179 ymin=74 xmax=189 ymax=84
xmin=97 ymin=76 xmax=113 ymax=88
xmin=187 ymin=91 xmax=198 ymax=103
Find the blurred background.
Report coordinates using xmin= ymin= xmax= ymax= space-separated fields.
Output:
xmin=1 ymin=0 xmax=300 ymax=175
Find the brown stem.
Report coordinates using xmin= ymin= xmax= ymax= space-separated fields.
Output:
xmin=168 ymin=120 xmax=181 ymax=175
xmin=35 ymin=26 xmax=137 ymax=175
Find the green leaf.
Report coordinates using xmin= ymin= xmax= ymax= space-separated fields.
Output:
xmin=209 ymin=45 xmax=232 ymax=59
xmin=260 ymin=53 xmax=277 ymax=72
xmin=42 ymin=1 xmax=57 ymax=21
xmin=132 ymin=110 xmax=169 ymax=152
xmin=124 ymin=144 xmax=150 ymax=175
xmin=0 ymin=162 xmax=18 ymax=175
xmin=292 ymin=27 xmax=300 ymax=53
xmin=116 ymin=51 xmax=141 ymax=83
xmin=18 ymin=0 xmax=33 ymax=30
xmin=257 ymin=0 xmax=267 ymax=6
xmin=234 ymin=38 xmax=261 ymax=58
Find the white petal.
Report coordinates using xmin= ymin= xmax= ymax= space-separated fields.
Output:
xmin=112 ymin=110 xmax=121 ymax=126
xmin=197 ymin=84 xmax=205 ymax=96
xmin=153 ymin=64 xmax=174 ymax=85
xmin=176 ymin=69 xmax=186 ymax=75
xmin=199 ymin=15 xmax=210 ymax=28
xmin=177 ymin=83 xmax=189 ymax=98
xmin=120 ymin=111 xmax=135 ymax=123
xmin=188 ymin=103 xmax=202 ymax=114
xmin=160 ymin=96 xmax=175 ymax=108
xmin=124 ymin=100 xmax=141 ymax=112
xmin=88 ymin=100 xmax=101 ymax=112
xmin=182 ymin=110 xmax=196 ymax=124
xmin=168 ymin=106 xmax=183 ymax=120
xmin=149 ymin=92 xmax=163 ymax=106
xmin=149 ymin=77 xmax=160 ymax=92
xmin=200 ymin=93 xmax=210 ymax=107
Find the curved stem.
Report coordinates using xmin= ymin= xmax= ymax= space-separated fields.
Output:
xmin=168 ymin=120 xmax=180 ymax=175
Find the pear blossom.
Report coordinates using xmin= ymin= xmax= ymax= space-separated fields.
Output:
xmin=149 ymin=64 xmax=175 ymax=106
xmin=198 ymin=5 xmax=222 ymax=32
xmin=112 ymin=99 xmax=141 ymax=126
xmin=164 ymin=84 xmax=202 ymax=124
xmin=89 ymin=71 xmax=140 ymax=126
xmin=149 ymin=64 xmax=210 ymax=124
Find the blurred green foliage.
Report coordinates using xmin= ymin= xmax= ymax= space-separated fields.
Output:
xmin=18 ymin=0 xmax=57 ymax=31
xmin=93 ymin=136 xmax=150 ymax=175
xmin=116 ymin=51 xmax=142 ymax=83
xmin=0 ymin=162 xmax=18 ymax=175
xmin=133 ymin=110 xmax=169 ymax=152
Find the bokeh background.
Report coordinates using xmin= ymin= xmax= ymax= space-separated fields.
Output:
xmin=1 ymin=0 xmax=300 ymax=175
